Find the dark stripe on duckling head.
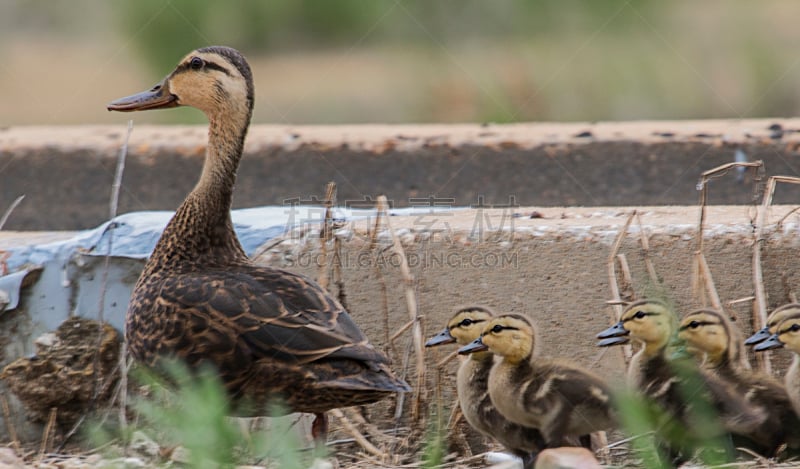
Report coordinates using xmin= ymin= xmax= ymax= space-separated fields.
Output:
xmin=779 ymin=322 xmax=800 ymax=335
xmin=454 ymin=318 xmax=486 ymax=329
xmin=623 ymin=310 xmax=660 ymax=322
xmin=678 ymin=319 xmax=719 ymax=331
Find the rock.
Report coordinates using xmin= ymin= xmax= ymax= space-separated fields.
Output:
xmin=534 ymin=447 xmax=601 ymax=469
xmin=97 ymin=457 xmax=146 ymax=468
xmin=307 ymin=459 xmax=333 ymax=469
xmin=0 ymin=448 xmax=23 ymax=466
xmin=169 ymin=446 xmax=191 ymax=465
xmin=130 ymin=431 xmax=160 ymax=459
xmin=485 ymin=451 xmax=522 ymax=467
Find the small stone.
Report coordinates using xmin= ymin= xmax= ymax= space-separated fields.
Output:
xmin=170 ymin=446 xmax=191 ymax=465
xmin=130 ymin=430 xmax=160 ymax=458
xmin=0 ymin=448 xmax=22 ymax=466
xmin=307 ymin=459 xmax=333 ymax=469
xmin=534 ymin=447 xmax=601 ymax=469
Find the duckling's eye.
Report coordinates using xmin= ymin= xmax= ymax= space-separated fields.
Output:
xmin=491 ymin=324 xmax=504 ymax=334
xmin=460 ymin=319 xmax=473 ymax=327
xmin=689 ymin=321 xmax=700 ymax=329
xmin=634 ymin=311 xmax=646 ymax=319
xmin=190 ymin=57 xmax=204 ymax=70
xmin=791 ymin=324 xmax=800 ymax=332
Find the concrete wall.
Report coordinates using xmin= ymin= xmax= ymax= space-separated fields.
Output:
xmin=3 ymin=120 xmax=800 ymax=230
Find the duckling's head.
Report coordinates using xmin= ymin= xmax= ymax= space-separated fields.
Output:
xmin=678 ymin=309 xmax=739 ymax=367
xmin=108 ymin=46 xmax=254 ymax=122
xmin=458 ymin=314 xmax=535 ymax=364
xmin=755 ymin=313 xmax=800 ymax=354
xmin=425 ymin=306 xmax=494 ymax=348
xmin=745 ymin=303 xmax=800 ymax=346
xmin=597 ymin=299 xmax=675 ymax=354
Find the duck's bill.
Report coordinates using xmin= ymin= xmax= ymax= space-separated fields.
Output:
xmin=425 ymin=328 xmax=456 ymax=347
xmin=744 ymin=326 xmax=771 ymax=346
xmin=754 ymin=334 xmax=784 ymax=352
xmin=597 ymin=336 xmax=630 ymax=347
xmin=596 ymin=321 xmax=630 ymax=347
xmin=458 ymin=338 xmax=488 ymax=355
xmin=108 ymin=81 xmax=178 ymax=112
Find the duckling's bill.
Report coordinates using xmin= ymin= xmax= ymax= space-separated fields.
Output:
xmin=744 ymin=326 xmax=772 ymax=346
xmin=458 ymin=337 xmax=488 ymax=354
xmin=596 ymin=321 xmax=630 ymax=346
xmin=108 ymin=80 xmax=178 ymax=112
xmin=425 ymin=328 xmax=456 ymax=347
xmin=754 ymin=334 xmax=784 ymax=351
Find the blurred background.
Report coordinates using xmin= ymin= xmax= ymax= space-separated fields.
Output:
xmin=2 ymin=0 xmax=800 ymax=126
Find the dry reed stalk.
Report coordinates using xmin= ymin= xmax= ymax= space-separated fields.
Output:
xmin=634 ymin=212 xmax=659 ymax=285
xmin=694 ymin=161 xmax=763 ymax=310
xmin=0 ymin=195 xmax=24 ymax=231
xmin=1 ymin=394 xmax=21 ymax=454
xmin=694 ymin=252 xmax=722 ymax=311
xmin=436 ymin=350 xmax=458 ymax=368
xmin=607 ymin=211 xmax=636 ymax=363
xmin=376 ymin=195 xmax=425 ymax=421
xmin=369 ymin=205 xmax=392 ymax=350
xmin=616 ymin=254 xmax=634 ymax=301
xmin=111 ymin=121 xmax=134 ymax=443
xmin=39 ymin=407 xmax=57 ymax=460
xmin=317 ymin=182 xmax=336 ymax=290
xmin=330 ymin=408 xmax=386 ymax=460
xmin=389 ymin=319 xmax=417 ymax=343
xmin=752 ymin=175 xmax=800 ymax=372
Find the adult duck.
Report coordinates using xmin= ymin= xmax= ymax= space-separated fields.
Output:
xmin=108 ymin=46 xmax=410 ymax=441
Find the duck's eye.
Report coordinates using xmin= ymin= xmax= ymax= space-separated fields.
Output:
xmin=460 ymin=319 xmax=473 ymax=327
xmin=634 ymin=311 xmax=646 ymax=319
xmin=190 ymin=57 xmax=204 ymax=70
xmin=491 ymin=324 xmax=504 ymax=334
xmin=689 ymin=321 xmax=700 ymax=329
xmin=791 ymin=324 xmax=800 ymax=332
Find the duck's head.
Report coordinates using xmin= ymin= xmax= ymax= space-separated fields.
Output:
xmin=745 ymin=303 xmax=800 ymax=346
xmin=108 ymin=46 xmax=254 ymax=121
xmin=597 ymin=299 xmax=675 ymax=353
xmin=755 ymin=313 xmax=800 ymax=353
xmin=425 ymin=306 xmax=494 ymax=348
xmin=678 ymin=309 xmax=739 ymax=367
xmin=458 ymin=314 xmax=535 ymax=364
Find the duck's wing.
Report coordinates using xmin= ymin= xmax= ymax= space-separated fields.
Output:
xmin=157 ymin=265 xmax=389 ymax=367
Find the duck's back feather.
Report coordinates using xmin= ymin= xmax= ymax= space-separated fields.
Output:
xmin=127 ymin=263 xmax=401 ymax=400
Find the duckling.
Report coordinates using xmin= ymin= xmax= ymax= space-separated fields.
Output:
xmin=754 ymin=312 xmax=800 ymax=418
xmin=597 ymin=299 xmax=766 ymax=464
xmin=678 ymin=309 xmax=800 ymax=456
xmin=458 ymin=314 xmax=615 ymax=449
xmin=426 ymin=306 xmax=545 ymax=468
xmin=745 ymin=303 xmax=800 ymax=346
xmin=107 ymin=47 xmax=409 ymax=442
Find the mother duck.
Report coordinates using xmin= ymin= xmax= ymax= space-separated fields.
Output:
xmin=108 ymin=46 xmax=410 ymax=441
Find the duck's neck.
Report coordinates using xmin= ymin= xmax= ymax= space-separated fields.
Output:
xmin=148 ymin=112 xmax=251 ymax=268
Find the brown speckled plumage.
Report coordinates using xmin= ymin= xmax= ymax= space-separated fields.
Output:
xmin=109 ymin=46 xmax=409 ymax=424
xmin=460 ymin=314 xmax=615 ymax=450
xmin=679 ymin=309 xmax=800 ymax=456
xmin=426 ymin=307 xmax=545 ymax=468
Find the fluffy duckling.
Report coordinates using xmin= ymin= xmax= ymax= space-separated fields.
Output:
xmin=597 ymin=299 xmax=766 ymax=464
xmin=426 ymin=306 xmax=545 ymax=468
xmin=745 ymin=303 xmax=800 ymax=346
xmin=679 ymin=309 xmax=800 ymax=456
xmin=458 ymin=314 xmax=615 ymax=449
xmin=754 ymin=312 xmax=800 ymax=418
